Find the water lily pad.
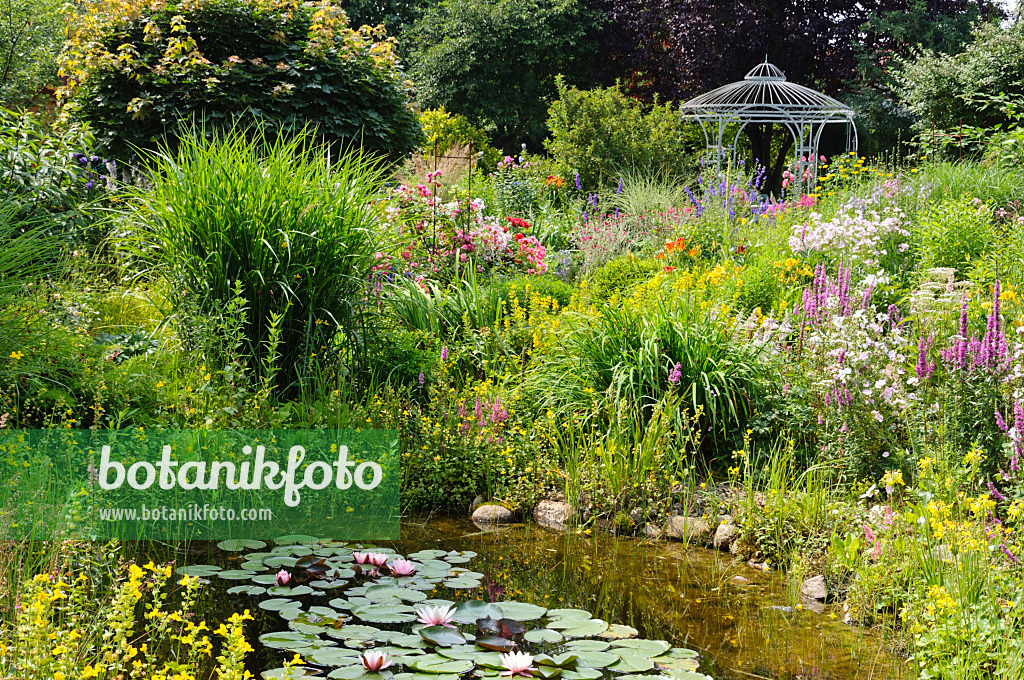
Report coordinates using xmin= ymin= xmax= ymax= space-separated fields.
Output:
xmin=253 ymin=574 xmax=281 ymax=585
xmin=662 ymin=672 xmax=712 ymax=680
xmin=374 ymin=631 xmax=428 ymax=648
xmin=453 ymin=601 xmax=504 ymax=625
xmin=263 ymin=666 xmax=319 ymax=679
xmin=524 ymin=629 xmax=562 ymax=644
xmin=607 ymin=656 xmax=655 ymax=673
xmin=494 ymin=602 xmax=547 ymax=621
xmin=353 ymin=604 xmax=418 ymax=624
xmin=474 ymin=636 xmax=515 ymax=652
xmin=227 ymin=585 xmax=266 ymax=596
xmin=651 ymin=656 xmax=699 ymax=671
xmin=442 ymin=578 xmax=481 ymax=589
xmin=218 ymin=539 xmax=267 ymax=551
xmin=241 ymin=560 xmax=268 ymax=571
xmin=438 ymin=649 xmax=503 ymax=667
xmin=276 ymin=534 xmax=321 ymax=545
xmin=407 ymin=550 xmax=448 ymax=559
xmin=259 ymin=598 xmax=298 ymax=612
xmin=410 ymin=657 xmax=474 ymax=674
xmin=419 ymin=625 xmax=467 ymax=647
xmin=549 ymin=619 xmax=608 ymax=637
xmin=564 ymin=641 xmax=609 ymax=653
xmin=366 ymin=585 xmax=429 ymax=603
xmin=599 ymin=624 xmax=638 ymax=639
xmin=265 ymin=556 xmax=299 ymax=569
xmin=546 ymin=609 xmax=591 ymax=621
xmin=574 ymin=652 xmax=618 ymax=669
xmin=328 ymin=667 xmax=391 ymax=680
xmin=562 ymin=669 xmax=603 ymax=680
xmin=312 ymin=579 xmax=350 ymax=590
xmin=609 ymin=640 xmax=670 ymax=656
xmin=323 ymin=625 xmax=381 ymax=640
xmin=258 ymin=631 xmax=322 ymax=650
xmin=280 ymin=607 xmax=305 ymax=621
xmin=269 ymin=584 xmax=315 ymax=597
xmin=666 ymin=649 xmax=699 ymax=659
xmin=306 ymin=647 xmax=362 ymax=666
xmin=176 ymin=564 xmax=221 ymax=577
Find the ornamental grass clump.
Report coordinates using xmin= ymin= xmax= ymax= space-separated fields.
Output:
xmin=129 ymin=127 xmax=388 ymax=394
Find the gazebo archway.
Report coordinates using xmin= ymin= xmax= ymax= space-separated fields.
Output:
xmin=680 ymin=61 xmax=858 ymax=196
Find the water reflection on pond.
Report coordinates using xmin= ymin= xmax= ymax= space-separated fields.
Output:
xmin=145 ymin=518 xmax=911 ymax=680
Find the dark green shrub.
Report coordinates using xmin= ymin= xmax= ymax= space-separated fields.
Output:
xmin=60 ymin=0 xmax=423 ymax=159
xmin=545 ymin=77 xmax=695 ymax=189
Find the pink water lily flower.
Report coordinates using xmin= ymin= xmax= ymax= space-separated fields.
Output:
xmin=352 ymin=552 xmax=370 ymax=564
xmin=416 ymin=604 xmax=456 ymax=628
xmin=275 ymin=569 xmax=290 ymax=586
xmin=361 ymin=650 xmax=392 ymax=672
xmin=367 ymin=552 xmax=389 ymax=567
xmin=500 ymin=652 xmax=537 ymax=677
xmin=390 ymin=559 xmax=417 ymax=576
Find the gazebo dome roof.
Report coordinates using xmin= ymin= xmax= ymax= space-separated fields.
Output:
xmin=679 ymin=61 xmax=853 ymax=120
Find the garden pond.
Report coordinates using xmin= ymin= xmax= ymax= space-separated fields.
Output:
xmin=140 ymin=519 xmax=911 ymax=680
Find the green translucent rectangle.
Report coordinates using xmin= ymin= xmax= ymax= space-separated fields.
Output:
xmin=0 ymin=429 xmax=400 ymax=541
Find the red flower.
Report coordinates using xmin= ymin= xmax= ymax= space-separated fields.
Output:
xmin=506 ymin=217 xmax=531 ymax=231
xmin=663 ymin=266 xmax=677 ymax=272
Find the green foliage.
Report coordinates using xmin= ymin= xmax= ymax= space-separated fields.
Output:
xmin=419 ymin=107 xmax=501 ymax=172
xmin=128 ymin=127 xmax=388 ymax=394
xmin=897 ymin=21 xmax=1024 ymax=135
xmin=492 ymin=275 xmax=574 ymax=312
xmin=545 ymin=78 xmax=694 ymax=189
xmin=913 ymin=196 xmax=997 ymax=274
xmin=907 ymin=161 xmax=1024 ymax=207
xmin=584 ymin=255 xmax=661 ymax=302
xmin=0 ymin=0 xmax=63 ymax=108
xmin=407 ymin=0 xmax=602 ymax=151
xmin=60 ymin=0 xmax=423 ymax=160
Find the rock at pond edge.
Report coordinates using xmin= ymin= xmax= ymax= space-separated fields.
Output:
xmin=534 ymin=499 xmax=570 ymax=530
xmin=800 ymin=575 xmax=827 ymax=602
xmin=472 ymin=504 xmax=514 ymax=524
xmin=664 ymin=516 xmax=713 ymax=544
xmin=712 ymin=522 xmax=739 ymax=551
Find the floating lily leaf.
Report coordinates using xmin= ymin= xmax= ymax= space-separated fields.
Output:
xmin=453 ymin=601 xmax=504 ymax=625
xmin=269 ymin=584 xmax=315 ymax=597
xmin=443 ymin=578 xmax=482 ymax=589
xmin=609 ymin=640 xmax=670 ymax=656
xmin=536 ymin=667 xmax=562 ymax=679
xmin=498 ymin=619 xmax=525 ymax=639
xmin=311 ymin=579 xmax=349 ymax=590
xmin=241 ymin=560 xmax=267 ymax=571
xmin=175 ymin=564 xmax=221 ymax=577
xmin=607 ymin=656 xmax=655 ymax=673
xmin=573 ymin=652 xmax=618 ymax=669
xmin=599 ymin=624 xmax=638 ymax=639
xmin=344 ymin=638 xmax=376 ymax=650
xmin=391 ymin=674 xmax=461 ymax=680
xmin=535 ymin=654 xmax=577 ymax=668
xmin=616 ymin=675 xmax=659 ymax=680
xmin=253 ymin=574 xmax=280 ymax=585
xmin=366 ymin=585 xmax=429 ymax=603
xmin=279 ymin=607 xmax=305 ymax=621
xmin=548 ymin=619 xmax=608 ymax=637
xmin=218 ymin=539 xmax=266 ymax=551
xmin=494 ymin=602 xmax=546 ymax=621
xmin=524 ymin=629 xmax=562 ymax=644
xmin=407 ymin=550 xmax=448 ymax=559
xmin=564 ymin=641 xmax=609 ymax=653
xmin=666 ymin=649 xmax=699 ymax=659
xmin=419 ymin=625 xmax=467 ymax=647
xmin=290 ymin=621 xmax=327 ymax=635
xmin=258 ymin=631 xmax=322 ymax=650
xmin=651 ymin=656 xmax=699 ymax=671
xmin=328 ymin=667 xmax=392 ymax=680
xmin=273 ymin=546 xmax=314 ymax=558
xmin=265 ymin=556 xmax=299 ymax=569
xmin=276 ymin=534 xmax=321 ymax=545
xmin=325 ymin=625 xmax=381 ymax=640
xmin=562 ymin=669 xmax=602 ymax=680
xmin=662 ymin=672 xmax=712 ymax=680
xmin=410 ymin=657 xmax=474 ymax=674
xmin=259 ymin=598 xmax=298 ymax=612
xmin=438 ymin=649 xmax=503 ymax=667
xmin=474 ymin=636 xmax=515 ymax=652
xmin=353 ymin=604 xmax=418 ymax=624
xmin=375 ymin=632 xmax=427 ymax=649
xmin=263 ymin=665 xmax=319 ymax=679
xmin=476 ymin=616 xmax=501 ymax=637
xmin=546 ymin=609 xmax=591 ymax=621
xmin=306 ymin=647 xmax=362 ymax=666
xmin=227 ymin=585 xmax=266 ymax=596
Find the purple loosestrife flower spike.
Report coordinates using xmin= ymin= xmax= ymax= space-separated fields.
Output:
xmin=668 ymin=363 xmax=682 ymax=385
xmin=996 ymin=410 xmax=1008 ymax=432
xmin=441 ymin=345 xmax=448 ymax=361
xmin=1013 ymin=401 xmax=1023 ymax=472
xmin=418 ymin=372 xmax=425 ymax=388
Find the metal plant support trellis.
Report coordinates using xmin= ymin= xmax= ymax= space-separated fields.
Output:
xmin=679 ymin=61 xmax=858 ymax=194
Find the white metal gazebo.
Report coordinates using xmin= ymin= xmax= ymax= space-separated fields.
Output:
xmin=680 ymin=61 xmax=858 ymax=194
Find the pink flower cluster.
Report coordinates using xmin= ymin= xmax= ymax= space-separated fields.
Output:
xmin=789 ymin=204 xmax=910 ymax=269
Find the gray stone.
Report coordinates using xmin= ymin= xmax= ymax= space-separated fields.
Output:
xmin=643 ymin=523 xmax=663 ymax=539
xmin=800 ymin=575 xmax=827 ymax=602
xmin=728 ymin=575 xmax=753 ymax=586
xmin=664 ymin=516 xmax=713 ymax=544
xmin=472 ymin=504 xmax=514 ymax=523
xmin=628 ymin=508 xmax=646 ymax=525
xmin=713 ymin=522 xmax=739 ymax=550
xmin=533 ymin=500 xmax=570 ymax=530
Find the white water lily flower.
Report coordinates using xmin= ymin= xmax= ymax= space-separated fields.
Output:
xmin=500 ymin=651 xmax=537 ymax=677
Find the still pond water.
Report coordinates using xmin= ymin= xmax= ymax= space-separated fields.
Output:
xmin=141 ymin=518 xmax=911 ymax=680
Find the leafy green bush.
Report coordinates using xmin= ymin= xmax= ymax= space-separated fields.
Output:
xmin=584 ymin=255 xmax=661 ymax=302
xmin=545 ymin=78 xmax=695 ymax=189
xmin=129 ymin=127 xmax=387 ymax=393
xmin=60 ymin=0 xmax=423 ymax=159
xmin=492 ymin=275 xmax=574 ymax=311
xmin=419 ymin=107 xmax=502 ymax=172
xmin=0 ymin=0 xmax=63 ymax=108
xmin=914 ymin=197 xmax=997 ymax=275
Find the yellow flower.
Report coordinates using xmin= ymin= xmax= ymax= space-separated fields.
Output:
xmin=9 ymin=351 xmax=23 ymax=360
xmin=81 ymin=664 xmax=103 ymax=678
